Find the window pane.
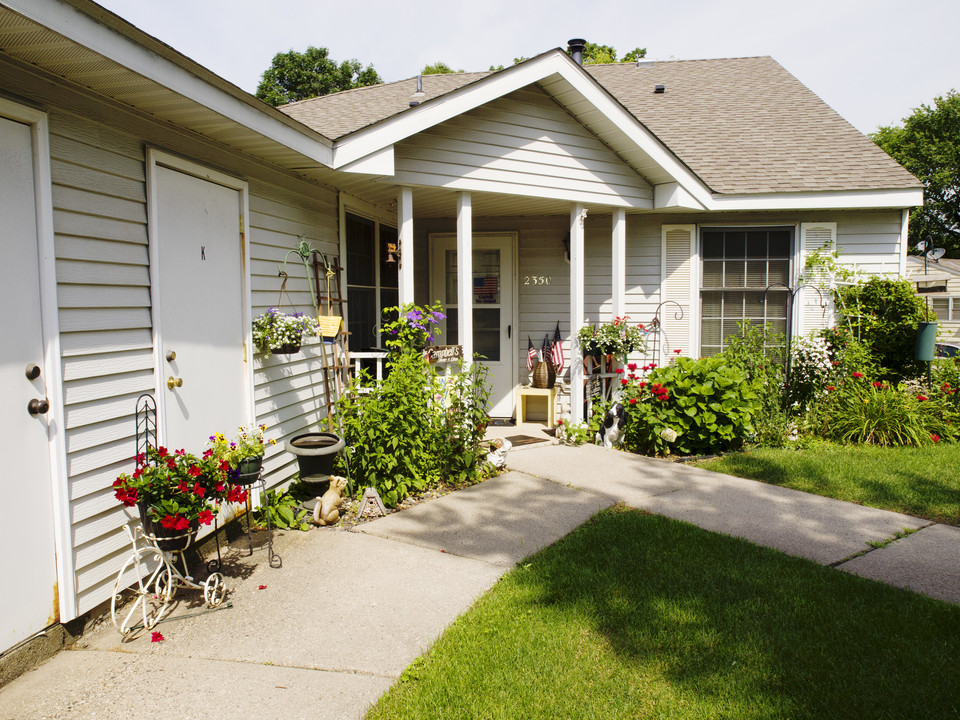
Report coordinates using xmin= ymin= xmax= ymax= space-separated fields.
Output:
xmin=346 ymin=214 xmax=375 ymax=286
xmin=726 ymin=232 xmax=746 ymax=258
xmin=473 ymin=308 xmax=500 ymax=360
xmin=702 ymin=261 xmax=724 ymax=287
xmin=701 ymin=319 xmax=722 ymax=345
xmin=722 ymin=291 xmax=745 ymax=317
xmin=348 ymin=287 xmax=377 ymax=350
xmin=766 ymin=291 xmax=788 ymax=318
xmin=932 ymin=298 xmax=948 ymax=318
xmin=702 ymin=232 xmax=724 ymax=259
xmin=768 ymin=260 xmax=790 ymax=285
xmin=446 ymin=307 xmax=458 ymax=345
xmin=746 ymin=261 xmax=767 ymax=287
xmin=725 ymin=261 xmax=746 ymax=287
xmin=769 ymin=230 xmax=791 ymax=257
xmin=702 ymin=291 xmax=722 ymax=317
xmin=746 ymin=231 xmax=767 ymax=257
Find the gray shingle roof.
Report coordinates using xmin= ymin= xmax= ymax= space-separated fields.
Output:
xmin=279 ymin=57 xmax=921 ymax=195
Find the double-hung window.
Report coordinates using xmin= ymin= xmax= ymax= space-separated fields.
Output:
xmin=700 ymin=227 xmax=793 ymax=356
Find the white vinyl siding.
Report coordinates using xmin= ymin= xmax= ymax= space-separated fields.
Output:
xmin=47 ymin=107 xmax=340 ymax=617
xmin=394 ymin=85 xmax=653 ymax=208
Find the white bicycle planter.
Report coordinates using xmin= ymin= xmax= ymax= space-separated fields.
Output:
xmin=111 ymin=522 xmax=226 ymax=638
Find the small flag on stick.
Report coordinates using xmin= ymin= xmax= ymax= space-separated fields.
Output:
xmin=541 ymin=334 xmax=550 ymax=365
xmin=527 ymin=336 xmax=537 ymax=371
xmin=551 ymin=321 xmax=564 ymax=371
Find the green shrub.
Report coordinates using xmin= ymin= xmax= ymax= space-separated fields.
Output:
xmin=618 ymin=355 xmax=760 ymax=456
xmin=834 ymin=277 xmax=930 ymax=381
xmin=819 ymin=372 xmax=958 ymax=446
xmin=335 ymin=303 xmax=493 ymax=506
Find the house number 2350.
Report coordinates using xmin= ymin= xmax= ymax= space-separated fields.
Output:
xmin=523 ymin=275 xmax=552 ymax=286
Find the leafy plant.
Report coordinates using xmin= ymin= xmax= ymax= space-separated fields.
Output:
xmin=383 ymin=301 xmax=446 ymax=352
xmin=819 ymin=372 xmax=958 ymax=446
xmin=576 ymin=316 xmax=647 ymax=358
xmin=253 ymin=489 xmax=310 ymax=531
xmin=251 ymin=307 xmax=319 ymax=353
xmin=618 ymin=355 xmax=760 ymax=456
xmin=833 ymin=277 xmax=930 ymax=381
xmin=208 ymin=424 xmax=277 ymax=471
xmin=555 ymin=418 xmax=592 ymax=446
xmin=437 ymin=360 xmax=494 ymax=484
xmin=113 ymin=445 xmax=248 ymax=529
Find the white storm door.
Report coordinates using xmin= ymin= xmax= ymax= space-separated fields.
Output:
xmin=430 ymin=234 xmax=516 ymax=418
xmin=154 ymin=164 xmax=248 ymax=450
xmin=0 ymin=115 xmax=58 ymax=652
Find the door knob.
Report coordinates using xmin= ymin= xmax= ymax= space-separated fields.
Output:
xmin=28 ymin=398 xmax=49 ymax=416
xmin=167 ymin=376 xmax=183 ymax=390
xmin=166 ymin=351 xmax=176 ymax=362
xmin=25 ymin=363 xmax=41 ymax=380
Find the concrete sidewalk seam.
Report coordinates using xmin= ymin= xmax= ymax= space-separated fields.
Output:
xmin=830 ymin=522 xmax=937 ymax=568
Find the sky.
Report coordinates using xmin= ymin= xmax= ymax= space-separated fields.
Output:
xmin=95 ymin=0 xmax=959 ymax=136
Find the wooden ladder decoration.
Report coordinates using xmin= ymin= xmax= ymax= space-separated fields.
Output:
xmin=312 ymin=255 xmax=351 ymax=432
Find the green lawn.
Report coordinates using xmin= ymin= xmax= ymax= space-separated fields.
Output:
xmin=368 ymin=508 xmax=960 ymax=719
xmin=695 ymin=443 xmax=960 ymax=525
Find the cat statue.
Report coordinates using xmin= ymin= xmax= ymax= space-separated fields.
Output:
xmin=314 ymin=475 xmax=348 ymax=526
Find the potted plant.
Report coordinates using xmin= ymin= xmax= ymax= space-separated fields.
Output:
xmin=113 ymin=446 xmax=248 ymax=551
xmin=576 ymin=316 xmax=646 ymax=360
xmin=252 ymin=307 xmax=320 ymax=355
xmin=209 ymin=424 xmax=277 ymax=486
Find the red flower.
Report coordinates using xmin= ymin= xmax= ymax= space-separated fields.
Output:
xmin=872 ymin=381 xmax=884 ymax=388
xmin=258 ymin=585 xmax=267 ymax=590
xmin=614 ymin=368 xmax=624 ymax=374
xmin=931 ymin=434 xmax=941 ymax=443
xmin=832 ymin=361 xmax=840 ymax=366
xmin=673 ymin=349 xmax=681 ymax=354
xmin=627 ymin=363 xmax=637 ymax=371
xmin=192 ymin=483 xmax=206 ymax=498
xmin=156 ymin=446 xmax=168 ymax=458
xmin=151 ymin=631 xmax=164 ymax=642
xmin=160 ymin=514 xmax=177 ymax=529
xmin=639 ymin=382 xmax=646 ymax=388
xmin=826 ymin=385 xmax=835 ymax=392
xmin=629 ymin=398 xmax=637 ymax=405
xmin=620 ymin=379 xmax=628 ymax=385
xmin=187 ymin=465 xmax=202 ymax=477
xmin=166 ymin=458 xmax=177 ymax=470
xmin=917 ymin=395 xmax=928 ymax=402
xmin=852 ymin=372 xmax=864 ymax=379
xmin=198 ymin=509 xmax=214 ymax=525
xmin=176 ymin=481 xmax=191 ymax=494
xmin=557 ymin=418 xmax=564 ymax=425
xmin=174 ymin=516 xmax=190 ymax=531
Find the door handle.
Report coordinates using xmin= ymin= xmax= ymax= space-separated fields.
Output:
xmin=167 ymin=376 xmax=183 ymax=390
xmin=507 ymin=324 xmax=511 ymax=339
xmin=28 ymin=398 xmax=49 ymax=416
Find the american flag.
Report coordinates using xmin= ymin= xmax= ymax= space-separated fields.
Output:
xmin=551 ymin=321 xmax=564 ymax=371
xmin=541 ymin=334 xmax=550 ymax=365
xmin=527 ymin=336 xmax=537 ymax=371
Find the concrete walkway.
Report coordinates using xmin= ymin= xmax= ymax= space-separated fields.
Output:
xmin=3 ymin=443 xmax=958 ymax=719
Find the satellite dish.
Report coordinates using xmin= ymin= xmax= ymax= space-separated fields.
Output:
xmin=916 ymin=240 xmax=929 ymax=252
xmin=927 ymin=247 xmax=946 ymax=261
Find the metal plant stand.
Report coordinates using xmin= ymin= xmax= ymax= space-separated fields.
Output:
xmin=236 ymin=468 xmax=282 ymax=569
xmin=110 ymin=523 xmax=225 ymax=637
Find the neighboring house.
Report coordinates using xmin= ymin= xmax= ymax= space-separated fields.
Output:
xmin=906 ymin=256 xmax=960 ymax=341
xmin=0 ymin=0 xmax=920 ymax=663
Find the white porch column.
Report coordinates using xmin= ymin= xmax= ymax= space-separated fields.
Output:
xmin=612 ymin=208 xmax=626 ymax=319
xmin=457 ymin=192 xmax=473 ymax=362
xmin=398 ymin=186 xmax=414 ymax=305
xmin=570 ymin=203 xmax=586 ymax=422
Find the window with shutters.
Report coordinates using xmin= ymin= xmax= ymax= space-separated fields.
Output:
xmin=346 ymin=212 xmax=399 ymax=351
xmin=700 ymin=227 xmax=793 ymax=356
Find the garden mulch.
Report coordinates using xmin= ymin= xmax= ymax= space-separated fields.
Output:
xmin=3 ymin=442 xmax=959 ymax=720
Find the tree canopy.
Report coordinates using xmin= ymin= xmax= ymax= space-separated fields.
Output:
xmin=489 ymin=42 xmax=645 ymax=71
xmin=255 ymin=46 xmax=382 ymax=107
xmin=421 ymin=62 xmax=464 ymax=75
xmin=871 ymin=91 xmax=960 ymax=257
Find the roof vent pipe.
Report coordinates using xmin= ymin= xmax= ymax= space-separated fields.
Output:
xmin=409 ymin=74 xmax=425 ymax=107
xmin=567 ymin=38 xmax=586 ymax=66
xmin=654 ymin=84 xmax=665 ymax=94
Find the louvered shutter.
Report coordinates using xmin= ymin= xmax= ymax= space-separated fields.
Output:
xmin=797 ymin=222 xmax=837 ymax=336
xmin=661 ymin=225 xmax=697 ymax=363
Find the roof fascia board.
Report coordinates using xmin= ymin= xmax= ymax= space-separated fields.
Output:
xmin=5 ymin=0 xmax=334 ymax=166
xmin=708 ymin=188 xmax=924 ymax=211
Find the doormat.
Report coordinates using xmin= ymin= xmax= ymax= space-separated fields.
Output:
xmin=487 ymin=418 xmax=515 ymax=427
xmin=504 ymin=434 xmax=549 ymax=447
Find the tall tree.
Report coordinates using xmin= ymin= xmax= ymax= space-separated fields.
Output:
xmin=256 ymin=46 xmax=382 ymax=107
xmin=421 ymin=62 xmax=464 ymax=75
xmin=872 ymin=91 xmax=960 ymax=256
xmin=490 ymin=43 xmax=646 ymax=71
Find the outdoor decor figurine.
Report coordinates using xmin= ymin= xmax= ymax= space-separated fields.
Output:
xmin=314 ymin=475 xmax=348 ymax=526
xmin=596 ymin=402 xmax=626 ymax=448
xmin=486 ymin=438 xmax=512 ymax=469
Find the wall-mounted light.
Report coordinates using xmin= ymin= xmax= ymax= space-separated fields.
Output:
xmin=386 ymin=241 xmax=400 ymax=267
xmin=561 ymin=232 xmax=571 ymax=264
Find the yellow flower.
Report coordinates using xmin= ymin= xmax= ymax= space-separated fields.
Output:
xmin=270 ymin=439 xmax=277 ymax=445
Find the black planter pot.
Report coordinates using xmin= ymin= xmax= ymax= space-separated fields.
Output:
xmin=138 ymin=503 xmax=198 ymax=553
xmin=233 ymin=455 xmax=263 ymax=486
xmin=286 ymin=432 xmax=344 ymax=484
xmin=271 ymin=341 xmax=302 ymax=355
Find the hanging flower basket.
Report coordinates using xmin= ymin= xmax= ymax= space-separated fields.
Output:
xmin=271 ymin=342 xmax=301 ymax=355
xmin=138 ymin=503 xmax=199 ymax=553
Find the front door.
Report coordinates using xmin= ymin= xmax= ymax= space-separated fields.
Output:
xmin=153 ymin=163 xmax=249 ymax=450
xmin=430 ymin=233 xmax=517 ymax=418
xmin=0 ymin=114 xmax=59 ymax=652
